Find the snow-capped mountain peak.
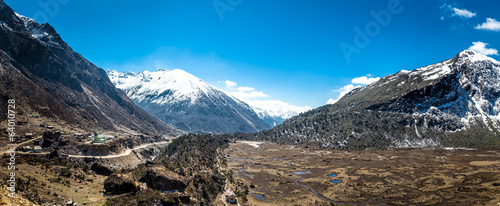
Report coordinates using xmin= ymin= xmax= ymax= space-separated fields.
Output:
xmin=14 ymin=12 xmax=62 ymax=47
xmin=108 ymin=69 xmax=270 ymax=133
xmin=454 ymin=50 xmax=500 ymax=65
xmin=249 ymin=101 xmax=312 ymax=126
xmin=108 ymin=69 xmax=220 ymax=105
xmin=14 ymin=12 xmax=36 ymax=27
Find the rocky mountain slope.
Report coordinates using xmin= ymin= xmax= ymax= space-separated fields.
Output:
xmin=108 ymin=69 xmax=270 ymax=134
xmin=256 ymin=50 xmax=500 ymax=149
xmin=0 ymin=0 xmax=177 ymax=136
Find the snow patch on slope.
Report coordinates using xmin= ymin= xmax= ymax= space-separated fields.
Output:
xmin=410 ymin=59 xmax=453 ymax=81
xmin=15 ymin=12 xmax=60 ymax=46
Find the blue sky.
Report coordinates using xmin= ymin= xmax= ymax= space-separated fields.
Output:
xmin=7 ymin=0 xmax=500 ymax=110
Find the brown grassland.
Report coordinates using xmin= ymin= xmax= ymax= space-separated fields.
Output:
xmin=223 ymin=142 xmax=500 ymax=206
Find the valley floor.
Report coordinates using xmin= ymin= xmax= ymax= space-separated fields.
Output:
xmin=222 ymin=142 xmax=500 ymax=206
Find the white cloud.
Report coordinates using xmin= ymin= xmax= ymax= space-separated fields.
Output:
xmin=222 ymin=80 xmax=311 ymax=117
xmin=225 ymin=81 xmax=266 ymax=100
xmin=351 ymin=75 xmax=380 ymax=85
xmin=336 ymin=84 xmax=361 ymax=95
xmin=468 ymin=41 xmax=498 ymax=56
xmin=237 ymin=86 xmax=255 ymax=92
xmin=229 ymin=91 xmax=268 ymax=100
xmin=326 ymin=98 xmax=337 ymax=105
xmin=440 ymin=4 xmax=476 ymax=20
xmin=327 ymin=74 xmax=381 ymax=105
xmin=225 ymin=80 xmax=237 ymax=89
xmin=326 ymin=84 xmax=362 ymax=105
xmin=475 ymin=18 xmax=500 ymax=32
xmin=451 ymin=7 xmax=476 ymax=18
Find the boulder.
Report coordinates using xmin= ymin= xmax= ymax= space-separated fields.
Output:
xmin=91 ymin=163 xmax=112 ymax=176
xmin=103 ymin=173 xmax=137 ymax=195
xmin=144 ymin=166 xmax=187 ymax=192
xmin=47 ymin=149 xmax=59 ymax=159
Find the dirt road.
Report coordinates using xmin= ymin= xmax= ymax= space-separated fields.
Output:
xmin=67 ymin=141 xmax=170 ymax=159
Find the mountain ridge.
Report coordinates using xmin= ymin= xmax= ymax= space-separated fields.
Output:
xmin=108 ymin=69 xmax=271 ymax=134
xmin=252 ymin=50 xmax=500 ymax=149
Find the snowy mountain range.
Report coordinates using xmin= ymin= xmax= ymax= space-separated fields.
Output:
xmin=250 ymin=101 xmax=310 ymax=127
xmin=256 ymin=50 xmax=500 ymax=149
xmin=108 ymin=69 xmax=271 ymax=134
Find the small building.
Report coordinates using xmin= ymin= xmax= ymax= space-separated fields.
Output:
xmin=47 ymin=126 xmax=54 ymax=129
xmin=22 ymin=146 xmax=32 ymax=152
xmin=73 ymin=133 xmax=82 ymax=136
xmin=25 ymin=133 xmax=33 ymax=138
xmin=224 ymin=189 xmax=237 ymax=204
xmin=33 ymin=146 xmax=42 ymax=153
xmin=92 ymin=135 xmax=107 ymax=143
